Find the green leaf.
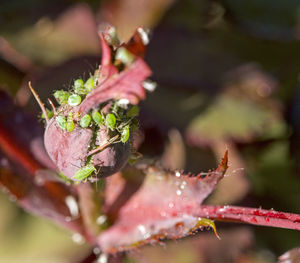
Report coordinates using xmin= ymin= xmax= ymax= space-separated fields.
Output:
xmin=80 ymin=114 xmax=91 ymax=128
xmin=121 ymin=125 xmax=130 ymax=143
xmin=105 ymin=113 xmax=116 ymax=130
xmin=92 ymin=111 xmax=103 ymax=126
xmin=68 ymin=94 xmax=82 ymax=106
xmin=73 ymin=164 xmax=96 ymax=181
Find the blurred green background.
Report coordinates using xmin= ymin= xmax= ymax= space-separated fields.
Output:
xmin=1 ymin=0 xmax=300 ymax=262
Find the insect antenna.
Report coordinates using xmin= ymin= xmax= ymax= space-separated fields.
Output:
xmin=28 ymin=81 xmax=49 ymax=124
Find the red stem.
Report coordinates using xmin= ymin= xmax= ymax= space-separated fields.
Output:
xmin=196 ymin=205 xmax=300 ymax=230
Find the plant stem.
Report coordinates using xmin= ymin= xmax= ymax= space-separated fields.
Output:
xmin=195 ymin=205 xmax=300 ymax=230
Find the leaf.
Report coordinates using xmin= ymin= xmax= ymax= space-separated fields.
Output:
xmin=0 ymin=90 xmax=85 ymax=234
xmin=97 ymin=151 xmax=228 ymax=253
xmin=77 ymin=29 xmax=152 ymax=116
xmin=5 ymin=4 xmax=100 ymax=65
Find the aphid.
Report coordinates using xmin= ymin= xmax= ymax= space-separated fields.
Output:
xmin=105 ymin=113 xmax=116 ymax=131
xmin=121 ymin=125 xmax=130 ymax=143
xmin=115 ymin=47 xmax=134 ymax=65
xmin=84 ymin=77 xmax=96 ymax=93
xmin=73 ymin=164 xmax=96 ymax=181
xmin=56 ymin=115 xmax=67 ymax=130
xmin=68 ymin=94 xmax=82 ymax=106
xmin=80 ymin=114 xmax=91 ymax=128
xmin=92 ymin=111 xmax=103 ymax=126
xmin=66 ymin=112 xmax=75 ymax=132
xmin=54 ymin=90 xmax=70 ymax=105
xmin=41 ymin=109 xmax=53 ymax=120
xmin=127 ymin=105 xmax=139 ymax=117
xmin=73 ymin=78 xmax=88 ymax=95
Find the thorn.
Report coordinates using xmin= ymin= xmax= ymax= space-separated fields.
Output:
xmin=88 ymin=135 xmax=120 ymax=156
xmin=28 ymin=81 xmax=49 ymax=124
xmin=47 ymin=98 xmax=57 ymax=115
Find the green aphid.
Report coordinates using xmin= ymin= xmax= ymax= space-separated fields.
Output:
xmin=68 ymin=94 xmax=82 ymax=106
xmin=56 ymin=115 xmax=67 ymax=130
xmin=84 ymin=77 xmax=95 ymax=93
xmin=92 ymin=111 xmax=103 ymax=126
xmin=121 ymin=125 xmax=130 ymax=143
xmin=54 ymin=90 xmax=70 ymax=105
xmin=73 ymin=79 xmax=88 ymax=95
xmin=115 ymin=47 xmax=134 ymax=65
xmin=105 ymin=113 xmax=116 ymax=131
xmin=80 ymin=114 xmax=91 ymax=128
xmin=66 ymin=112 xmax=75 ymax=132
xmin=41 ymin=109 xmax=53 ymax=119
xmin=127 ymin=105 xmax=139 ymax=117
xmin=73 ymin=164 xmax=96 ymax=181
xmin=130 ymin=118 xmax=139 ymax=132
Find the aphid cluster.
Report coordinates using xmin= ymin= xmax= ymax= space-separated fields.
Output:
xmin=31 ymin=27 xmax=152 ymax=182
xmin=47 ymin=76 xmax=138 ymax=145
xmin=41 ymin=75 xmax=140 ymax=181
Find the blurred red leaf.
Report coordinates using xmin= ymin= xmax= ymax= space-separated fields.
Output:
xmin=97 ymin=151 xmax=228 ymax=253
xmin=0 ymin=90 xmax=85 ymax=234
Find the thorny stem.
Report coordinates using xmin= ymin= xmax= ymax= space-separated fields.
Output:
xmin=28 ymin=81 xmax=49 ymax=124
xmin=88 ymin=135 xmax=120 ymax=156
xmin=195 ymin=205 xmax=300 ymax=231
xmin=47 ymin=98 xmax=57 ymax=115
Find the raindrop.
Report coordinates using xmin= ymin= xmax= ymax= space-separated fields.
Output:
xmin=137 ymin=27 xmax=150 ymax=45
xmin=97 ymin=253 xmax=108 ymax=263
xmin=175 ymin=171 xmax=181 ymax=177
xmin=137 ymin=224 xmax=151 ymax=239
xmin=72 ymin=233 xmax=85 ymax=245
xmin=96 ymin=215 xmax=107 ymax=225
xmin=65 ymin=195 xmax=79 ymax=218
xmin=93 ymin=247 xmax=101 ymax=255
xmin=180 ymin=182 xmax=186 ymax=190
xmin=176 ymin=190 xmax=182 ymax=196
xmin=169 ymin=202 xmax=174 ymax=208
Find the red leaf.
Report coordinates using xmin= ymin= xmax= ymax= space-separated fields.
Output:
xmin=97 ymin=151 xmax=228 ymax=253
xmin=0 ymin=90 xmax=85 ymax=235
xmin=78 ymin=29 xmax=152 ymax=115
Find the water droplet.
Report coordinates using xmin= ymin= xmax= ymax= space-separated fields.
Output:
xmin=96 ymin=215 xmax=107 ymax=225
xmin=169 ymin=202 xmax=174 ymax=208
xmin=65 ymin=216 xmax=71 ymax=222
xmin=137 ymin=224 xmax=151 ymax=239
xmin=93 ymin=247 xmax=101 ymax=255
xmin=72 ymin=233 xmax=85 ymax=245
xmin=175 ymin=171 xmax=181 ymax=177
xmin=97 ymin=253 xmax=108 ymax=263
xmin=160 ymin=211 xmax=167 ymax=217
xmin=180 ymin=183 xmax=186 ymax=190
xmin=137 ymin=27 xmax=150 ymax=45
xmin=65 ymin=195 xmax=79 ymax=218
xmin=176 ymin=189 xmax=182 ymax=196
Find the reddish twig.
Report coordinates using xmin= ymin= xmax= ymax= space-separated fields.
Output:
xmin=195 ymin=205 xmax=300 ymax=231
